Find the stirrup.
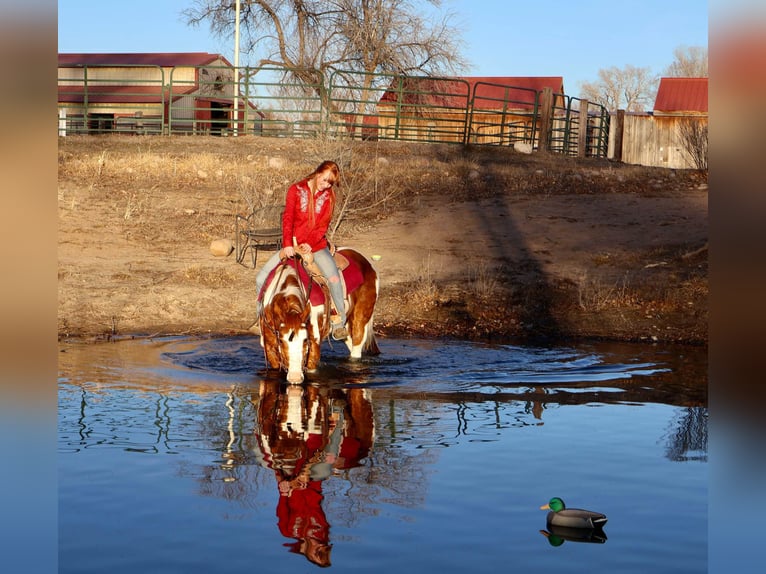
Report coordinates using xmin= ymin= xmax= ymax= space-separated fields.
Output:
xmin=331 ymin=322 xmax=348 ymax=340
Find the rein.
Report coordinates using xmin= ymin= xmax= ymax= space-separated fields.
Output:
xmin=290 ymin=252 xmax=333 ymax=339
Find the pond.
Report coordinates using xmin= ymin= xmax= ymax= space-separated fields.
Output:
xmin=58 ymin=336 xmax=707 ymax=573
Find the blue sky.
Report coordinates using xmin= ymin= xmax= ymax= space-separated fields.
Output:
xmin=57 ymin=0 xmax=708 ymax=95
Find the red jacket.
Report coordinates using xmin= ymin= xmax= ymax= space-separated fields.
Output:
xmin=282 ymin=180 xmax=335 ymax=251
xmin=276 ymin=480 xmax=329 ymax=544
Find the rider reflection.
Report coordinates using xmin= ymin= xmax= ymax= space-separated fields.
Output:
xmin=254 ymin=380 xmax=374 ymax=568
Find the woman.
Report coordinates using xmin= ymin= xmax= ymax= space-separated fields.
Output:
xmin=254 ymin=160 xmax=348 ymax=340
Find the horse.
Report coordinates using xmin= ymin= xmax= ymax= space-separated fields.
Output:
xmin=257 ymin=247 xmax=380 ymax=383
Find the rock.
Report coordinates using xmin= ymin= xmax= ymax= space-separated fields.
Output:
xmin=514 ymin=141 xmax=533 ymax=154
xmin=210 ymin=239 xmax=234 ymax=257
xmin=268 ymin=156 xmax=285 ymax=169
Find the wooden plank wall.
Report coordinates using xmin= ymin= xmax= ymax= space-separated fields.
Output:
xmin=609 ymin=113 xmax=708 ymax=169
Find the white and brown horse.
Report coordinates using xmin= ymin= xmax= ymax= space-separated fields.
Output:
xmin=257 ymin=248 xmax=380 ymax=383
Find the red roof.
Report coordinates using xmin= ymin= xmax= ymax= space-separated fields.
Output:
xmin=653 ymin=77 xmax=708 ymax=113
xmin=59 ymin=52 xmax=229 ymax=67
xmin=379 ymin=76 xmax=564 ymax=110
xmin=58 ymin=85 xmax=195 ymax=104
xmin=471 ymin=77 xmax=564 ymax=108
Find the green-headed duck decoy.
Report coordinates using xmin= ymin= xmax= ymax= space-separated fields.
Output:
xmin=540 ymin=497 xmax=607 ymax=529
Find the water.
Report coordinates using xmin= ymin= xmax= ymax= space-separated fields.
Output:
xmin=58 ymin=336 xmax=707 ymax=573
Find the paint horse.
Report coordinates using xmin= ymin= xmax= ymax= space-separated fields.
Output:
xmin=257 ymin=247 xmax=380 ymax=383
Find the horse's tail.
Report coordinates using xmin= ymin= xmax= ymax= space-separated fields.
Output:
xmin=362 ymin=270 xmax=381 ymax=356
xmin=363 ymin=317 xmax=380 ymax=356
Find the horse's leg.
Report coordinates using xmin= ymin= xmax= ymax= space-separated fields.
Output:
xmin=259 ymin=301 xmax=283 ymax=369
xmin=306 ymin=339 xmax=321 ymax=371
xmin=305 ymin=305 xmax=325 ymax=371
xmin=346 ymin=285 xmax=379 ymax=358
xmin=261 ymin=327 xmax=282 ymax=369
xmin=347 ymin=311 xmax=378 ymax=357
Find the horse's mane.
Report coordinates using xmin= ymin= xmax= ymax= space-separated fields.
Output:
xmin=270 ymin=268 xmax=308 ymax=328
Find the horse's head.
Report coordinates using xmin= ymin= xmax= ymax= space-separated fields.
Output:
xmin=261 ymin=268 xmax=315 ymax=383
xmin=275 ymin=300 xmax=312 ymax=384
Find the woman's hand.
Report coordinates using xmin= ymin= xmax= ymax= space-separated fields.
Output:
xmin=282 ymin=245 xmax=295 ymax=258
xmin=297 ymin=243 xmax=312 ymax=255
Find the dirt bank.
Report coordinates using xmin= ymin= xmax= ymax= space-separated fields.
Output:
xmin=57 ymin=136 xmax=708 ymax=346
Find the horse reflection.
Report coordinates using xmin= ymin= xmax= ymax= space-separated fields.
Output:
xmin=254 ymin=380 xmax=374 ymax=567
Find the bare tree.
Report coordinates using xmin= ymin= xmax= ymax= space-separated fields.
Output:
xmin=579 ymin=64 xmax=658 ymax=111
xmin=666 ymin=46 xmax=708 ymax=171
xmin=664 ymin=45 xmax=708 ymax=77
xmin=183 ymin=0 xmax=467 ymax=96
xmin=678 ymin=117 xmax=708 ymax=171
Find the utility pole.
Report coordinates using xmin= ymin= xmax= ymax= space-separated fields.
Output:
xmin=233 ymin=0 xmax=241 ymax=136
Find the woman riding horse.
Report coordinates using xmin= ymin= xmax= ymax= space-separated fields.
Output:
xmin=258 ymin=246 xmax=380 ymax=383
xmin=253 ymin=160 xmax=348 ymax=341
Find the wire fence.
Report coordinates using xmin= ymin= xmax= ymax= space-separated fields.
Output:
xmin=58 ymin=64 xmax=610 ymax=158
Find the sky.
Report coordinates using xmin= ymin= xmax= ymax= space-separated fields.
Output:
xmin=57 ymin=0 xmax=708 ymax=95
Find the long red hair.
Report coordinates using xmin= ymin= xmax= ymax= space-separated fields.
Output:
xmin=305 ymin=161 xmax=339 ymax=226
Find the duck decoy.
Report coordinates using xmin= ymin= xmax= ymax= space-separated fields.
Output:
xmin=540 ymin=497 xmax=608 ymax=529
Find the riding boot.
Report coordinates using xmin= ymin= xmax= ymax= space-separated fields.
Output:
xmin=331 ymin=322 xmax=349 ymax=340
xmin=331 ymin=310 xmax=348 ymax=340
xmin=329 ymin=298 xmax=348 ymax=340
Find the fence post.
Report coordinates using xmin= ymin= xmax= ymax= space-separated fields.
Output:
xmin=612 ymin=109 xmax=625 ymax=162
xmin=538 ymin=87 xmax=553 ymax=152
xmin=578 ymin=99 xmax=589 ymax=157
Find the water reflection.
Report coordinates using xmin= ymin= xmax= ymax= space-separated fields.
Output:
xmin=253 ymin=381 xmax=374 ymax=567
xmin=58 ymin=337 xmax=708 ymax=573
xmin=540 ymin=525 xmax=608 ymax=546
xmin=663 ymin=407 xmax=708 ymax=462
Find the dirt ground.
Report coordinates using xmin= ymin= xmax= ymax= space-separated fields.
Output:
xmin=57 ymin=136 xmax=708 ymax=346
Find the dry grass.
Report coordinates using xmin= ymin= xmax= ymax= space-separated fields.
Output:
xmin=468 ymin=260 xmax=501 ymax=298
xmin=173 ymin=265 xmax=241 ymax=288
xmin=58 ymin=134 xmax=706 ymax=226
xmin=410 ymin=252 xmax=439 ymax=308
xmin=577 ymin=271 xmax=636 ymax=311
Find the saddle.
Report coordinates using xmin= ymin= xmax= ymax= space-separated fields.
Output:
xmin=263 ymin=249 xmax=363 ymax=308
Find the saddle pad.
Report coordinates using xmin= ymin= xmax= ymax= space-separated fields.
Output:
xmin=263 ymin=254 xmax=364 ymax=305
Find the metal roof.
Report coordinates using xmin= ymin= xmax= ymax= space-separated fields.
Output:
xmin=653 ymin=77 xmax=708 ymax=113
xmin=58 ymin=53 xmax=229 ymax=67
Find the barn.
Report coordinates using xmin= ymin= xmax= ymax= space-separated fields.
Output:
xmin=613 ymin=77 xmax=708 ymax=169
xmin=373 ymin=76 xmax=566 ymax=146
xmin=58 ymin=52 xmax=262 ymax=135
